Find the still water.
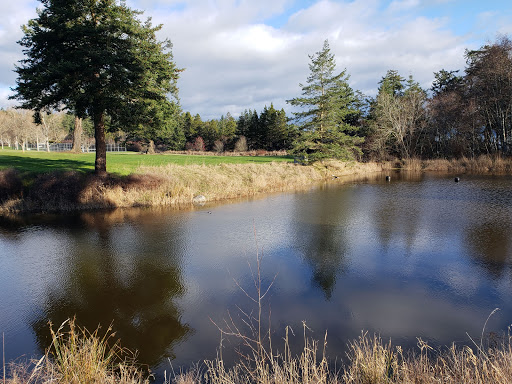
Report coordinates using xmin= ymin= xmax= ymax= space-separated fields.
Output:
xmin=1 ymin=172 xmax=512 ymax=377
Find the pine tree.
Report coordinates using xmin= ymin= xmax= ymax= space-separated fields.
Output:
xmin=11 ymin=0 xmax=182 ymax=175
xmin=287 ymin=40 xmax=363 ymax=161
xmin=260 ymin=104 xmax=292 ymax=150
xmin=181 ymin=112 xmax=195 ymax=142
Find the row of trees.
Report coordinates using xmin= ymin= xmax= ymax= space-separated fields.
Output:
xmin=0 ymin=109 xmax=84 ymax=150
xmin=364 ymin=37 xmax=512 ymax=160
xmin=286 ymin=36 xmax=512 ymax=161
xmin=0 ymin=105 xmax=297 ymax=153
xmin=8 ymin=0 xmax=512 ymax=173
xmin=175 ymin=105 xmax=296 ymax=152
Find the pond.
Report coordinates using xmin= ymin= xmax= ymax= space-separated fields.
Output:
xmin=1 ymin=172 xmax=512 ymax=379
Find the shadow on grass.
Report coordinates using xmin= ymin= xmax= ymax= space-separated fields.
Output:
xmin=0 ymin=154 xmax=94 ymax=175
xmin=0 ymin=167 xmax=165 ymax=213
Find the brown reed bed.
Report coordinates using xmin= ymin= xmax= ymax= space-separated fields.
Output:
xmin=0 ymin=161 xmax=391 ymax=213
xmin=400 ymin=155 xmax=512 ymax=174
xmin=1 ymin=155 xmax=511 ymax=213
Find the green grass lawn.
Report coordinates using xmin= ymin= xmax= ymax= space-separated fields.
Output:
xmin=0 ymin=149 xmax=292 ymax=176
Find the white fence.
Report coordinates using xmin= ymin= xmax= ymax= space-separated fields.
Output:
xmin=23 ymin=143 xmax=127 ymax=152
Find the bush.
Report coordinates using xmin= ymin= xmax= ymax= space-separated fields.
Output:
xmin=234 ymin=136 xmax=248 ymax=152
xmin=0 ymin=168 xmax=23 ymax=202
xmin=193 ymin=137 xmax=205 ymax=152
xmin=126 ymin=141 xmax=143 ymax=152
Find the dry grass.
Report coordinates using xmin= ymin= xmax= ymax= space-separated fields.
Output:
xmin=400 ymin=155 xmax=512 ymax=173
xmin=1 ymin=155 xmax=511 ymax=213
xmin=201 ymin=327 xmax=337 ymax=384
xmin=5 ymin=319 xmax=512 ymax=384
xmin=0 ymin=169 xmax=23 ymax=202
xmin=6 ymin=319 xmax=148 ymax=384
xmin=0 ymin=161 xmax=389 ymax=213
xmin=164 ymin=150 xmax=289 ymax=157
xmin=173 ymin=330 xmax=512 ymax=384
xmin=342 ymin=330 xmax=512 ymax=384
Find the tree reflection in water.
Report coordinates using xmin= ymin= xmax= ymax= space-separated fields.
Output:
xmin=31 ymin=209 xmax=191 ymax=367
xmin=465 ymin=222 xmax=512 ymax=278
xmin=293 ymin=184 xmax=353 ymax=299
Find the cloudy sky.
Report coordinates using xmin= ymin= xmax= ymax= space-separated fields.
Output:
xmin=1 ymin=0 xmax=511 ymax=119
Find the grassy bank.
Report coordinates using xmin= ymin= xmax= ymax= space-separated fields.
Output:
xmin=2 ymin=150 xmax=512 ymax=213
xmin=5 ymin=319 xmax=512 ymax=384
xmin=0 ymin=152 xmax=392 ymax=213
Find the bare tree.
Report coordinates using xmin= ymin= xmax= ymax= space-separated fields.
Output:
xmin=2 ymin=109 xmax=38 ymax=151
xmin=370 ymin=76 xmax=428 ymax=158
xmin=40 ymin=112 xmax=66 ymax=151
xmin=465 ymin=36 xmax=512 ymax=155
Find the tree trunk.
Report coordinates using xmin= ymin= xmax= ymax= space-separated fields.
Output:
xmin=94 ymin=110 xmax=107 ymax=176
xmin=71 ymin=116 xmax=83 ymax=153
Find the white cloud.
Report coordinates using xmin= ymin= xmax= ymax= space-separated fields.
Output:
xmin=0 ymin=0 xmax=506 ymax=119
xmin=387 ymin=0 xmax=420 ymax=13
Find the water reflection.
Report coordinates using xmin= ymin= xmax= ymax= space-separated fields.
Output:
xmin=465 ymin=221 xmax=512 ymax=278
xmin=2 ymin=173 xmax=512 ymax=377
xmin=292 ymin=184 xmax=353 ymax=299
xmin=29 ymin=209 xmax=191 ymax=367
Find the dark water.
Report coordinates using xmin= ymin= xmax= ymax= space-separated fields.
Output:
xmin=1 ymin=172 xmax=512 ymax=378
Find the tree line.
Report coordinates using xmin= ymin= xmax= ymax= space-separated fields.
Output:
xmin=6 ymin=0 xmax=512 ymax=174
xmin=131 ymin=104 xmax=296 ymax=153
xmin=365 ymin=36 xmax=512 ymax=160
xmin=0 ymin=105 xmax=296 ymax=153
xmin=286 ymin=36 xmax=512 ymax=162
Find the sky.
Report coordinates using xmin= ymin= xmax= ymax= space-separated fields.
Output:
xmin=1 ymin=0 xmax=511 ymax=120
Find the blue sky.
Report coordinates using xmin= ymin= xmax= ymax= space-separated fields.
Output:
xmin=1 ymin=0 xmax=511 ymax=119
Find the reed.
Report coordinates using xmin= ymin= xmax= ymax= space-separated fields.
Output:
xmin=5 ymin=319 xmax=512 ymax=383
xmin=0 ymin=161 xmax=388 ymax=213
xmin=1 ymin=155 xmax=511 ymax=213
xmin=5 ymin=319 xmax=148 ymax=384
xmin=418 ymin=155 xmax=512 ymax=173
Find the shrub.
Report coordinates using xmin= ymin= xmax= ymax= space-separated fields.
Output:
xmin=0 ymin=168 xmax=23 ymax=202
xmin=193 ymin=137 xmax=205 ymax=152
xmin=213 ymin=140 xmax=224 ymax=153
xmin=234 ymin=136 xmax=248 ymax=152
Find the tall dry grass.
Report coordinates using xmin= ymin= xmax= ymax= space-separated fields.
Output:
xmin=400 ymin=155 xmax=512 ymax=173
xmin=5 ymin=318 xmax=512 ymax=383
xmin=6 ymin=319 xmax=148 ymax=384
xmin=0 ymin=161 xmax=390 ymax=213
xmin=2 ymin=155 xmax=512 ymax=213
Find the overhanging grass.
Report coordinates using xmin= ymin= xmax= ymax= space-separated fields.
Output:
xmin=0 ymin=158 xmax=394 ymax=213
xmin=0 ymin=149 xmax=292 ymax=176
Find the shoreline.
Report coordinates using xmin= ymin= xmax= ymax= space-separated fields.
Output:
xmin=1 ymin=156 xmax=511 ymax=214
xmin=5 ymin=317 xmax=511 ymax=384
xmin=0 ymin=161 xmax=391 ymax=214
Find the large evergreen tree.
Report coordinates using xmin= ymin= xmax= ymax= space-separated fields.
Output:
xmin=287 ymin=40 xmax=363 ymax=161
xmin=11 ymin=0 xmax=181 ymax=175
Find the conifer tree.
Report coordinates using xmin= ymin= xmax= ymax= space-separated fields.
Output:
xmin=11 ymin=0 xmax=182 ymax=175
xmin=287 ymin=40 xmax=363 ymax=161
